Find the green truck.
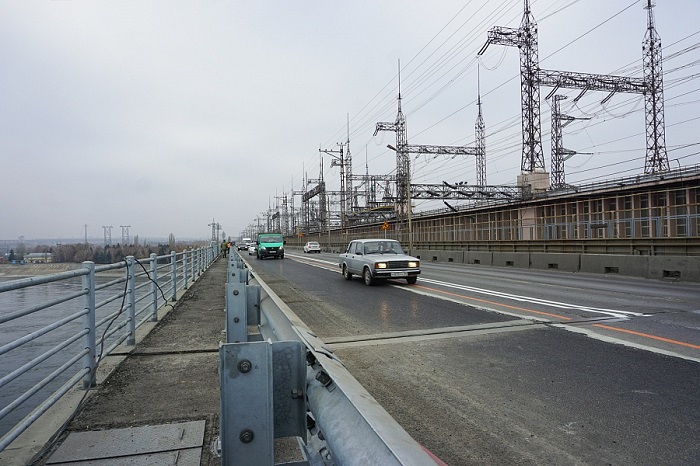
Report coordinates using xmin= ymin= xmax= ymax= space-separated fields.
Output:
xmin=256 ymin=233 xmax=285 ymax=259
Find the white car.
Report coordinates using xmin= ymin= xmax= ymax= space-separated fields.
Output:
xmin=248 ymin=244 xmax=256 ymax=255
xmin=303 ymin=241 xmax=321 ymax=253
xmin=339 ymin=239 xmax=420 ymax=285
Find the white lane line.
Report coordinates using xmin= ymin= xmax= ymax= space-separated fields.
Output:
xmin=416 ymin=277 xmax=647 ymax=319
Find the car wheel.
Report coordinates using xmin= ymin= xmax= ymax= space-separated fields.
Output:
xmin=280 ymin=255 xmax=284 ymax=259
xmin=342 ymin=264 xmax=352 ymax=280
xmin=363 ymin=268 xmax=373 ymax=286
xmin=406 ymin=276 xmax=417 ymax=285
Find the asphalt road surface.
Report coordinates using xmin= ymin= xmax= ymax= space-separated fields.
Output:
xmin=248 ymin=251 xmax=700 ymax=465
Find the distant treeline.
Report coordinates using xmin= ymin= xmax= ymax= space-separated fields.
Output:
xmin=26 ymin=242 xmax=206 ymax=264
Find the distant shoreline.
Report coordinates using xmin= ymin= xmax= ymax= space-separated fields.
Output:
xmin=0 ymin=263 xmax=81 ymax=278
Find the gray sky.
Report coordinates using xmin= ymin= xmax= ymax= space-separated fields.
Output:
xmin=1 ymin=0 xmax=698 ymax=242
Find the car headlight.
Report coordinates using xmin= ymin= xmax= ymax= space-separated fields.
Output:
xmin=279 ymin=246 xmax=284 ymax=251
xmin=408 ymin=261 xmax=419 ymax=268
xmin=260 ymin=246 xmax=267 ymax=251
xmin=375 ymin=262 xmax=387 ymax=269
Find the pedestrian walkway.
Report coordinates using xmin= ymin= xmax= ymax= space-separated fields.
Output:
xmin=36 ymin=257 xmax=227 ymax=466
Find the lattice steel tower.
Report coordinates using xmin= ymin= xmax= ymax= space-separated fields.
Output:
xmin=643 ymin=0 xmax=668 ymax=173
xmin=479 ymin=0 xmax=543 ymax=173
xmin=480 ymin=0 xmax=669 ymax=176
xmin=374 ymin=66 xmax=409 ymax=220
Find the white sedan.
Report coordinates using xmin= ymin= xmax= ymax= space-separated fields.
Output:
xmin=303 ymin=241 xmax=321 ymax=253
xmin=248 ymin=244 xmax=256 ymax=255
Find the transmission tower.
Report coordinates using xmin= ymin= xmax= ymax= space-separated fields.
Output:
xmin=378 ymin=85 xmax=492 ymax=229
xmin=550 ymin=95 xmax=576 ymax=189
xmin=120 ymin=225 xmax=131 ymax=246
xmin=208 ymin=219 xmax=217 ymax=242
xmin=374 ymin=62 xmax=409 ymax=221
xmin=102 ymin=225 xmax=113 ymax=246
xmin=478 ymin=0 xmax=543 ymax=173
xmin=320 ymin=143 xmax=348 ymax=229
xmin=479 ymin=0 xmax=669 ymax=177
xmin=643 ymin=0 xmax=668 ymax=173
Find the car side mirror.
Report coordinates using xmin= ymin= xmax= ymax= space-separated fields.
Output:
xmin=283 ymin=240 xmax=287 ymax=245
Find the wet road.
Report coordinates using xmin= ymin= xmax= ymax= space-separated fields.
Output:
xmin=248 ymin=251 xmax=700 ymax=465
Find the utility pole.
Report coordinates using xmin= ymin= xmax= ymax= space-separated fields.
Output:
xmin=102 ymin=225 xmax=113 ymax=247
xmin=84 ymin=224 xmax=88 ymax=245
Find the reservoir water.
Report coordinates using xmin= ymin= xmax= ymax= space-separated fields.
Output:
xmin=0 ymin=274 xmax=131 ymax=440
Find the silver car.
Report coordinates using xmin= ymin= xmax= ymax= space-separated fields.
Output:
xmin=339 ymin=239 xmax=420 ymax=286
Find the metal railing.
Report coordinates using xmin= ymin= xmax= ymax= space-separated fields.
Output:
xmin=0 ymin=244 xmax=218 ymax=452
xmin=219 ymin=249 xmax=442 ymax=465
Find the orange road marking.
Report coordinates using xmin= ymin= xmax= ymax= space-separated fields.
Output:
xmin=414 ymin=284 xmax=572 ymax=321
xmin=593 ymin=324 xmax=700 ymax=350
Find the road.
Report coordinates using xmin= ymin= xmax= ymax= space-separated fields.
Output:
xmin=247 ymin=251 xmax=700 ymax=465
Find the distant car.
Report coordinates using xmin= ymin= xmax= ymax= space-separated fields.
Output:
xmin=238 ymin=238 xmax=252 ymax=250
xmin=248 ymin=244 xmax=256 ymax=255
xmin=303 ymin=241 xmax=321 ymax=253
xmin=339 ymin=239 xmax=420 ymax=286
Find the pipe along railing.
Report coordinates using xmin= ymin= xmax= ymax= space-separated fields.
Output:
xmin=221 ymin=249 xmax=442 ymax=466
xmin=0 ymin=244 xmax=218 ymax=453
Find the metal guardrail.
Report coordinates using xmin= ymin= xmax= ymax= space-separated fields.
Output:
xmin=0 ymin=244 xmax=218 ymax=452
xmin=220 ymin=250 xmax=442 ymax=465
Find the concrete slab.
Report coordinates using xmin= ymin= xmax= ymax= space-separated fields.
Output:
xmin=47 ymin=421 xmax=204 ymax=465
xmin=46 ymin=448 xmax=201 ymax=466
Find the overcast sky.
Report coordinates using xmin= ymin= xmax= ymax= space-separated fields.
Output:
xmin=1 ymin=0 xmax=698 ymax=242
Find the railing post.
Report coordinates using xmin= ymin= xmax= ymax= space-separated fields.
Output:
xmin=190 ymin=248 xmax=195 ymax=283
xmin=126 ymin=256 xmax=137 ymax=346
xmin=183 ymin=249 xmax=189 ymax=290
xmin=150 ymin=253 xmax=158 ymax=322
xmin=171 ymin=250 xmax=177 ymax=301
xmin=81 ymin=261 xmax=96 ymax=389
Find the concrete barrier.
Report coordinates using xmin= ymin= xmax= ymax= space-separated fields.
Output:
xmin=416 ymin=249 xmax=463 ymax=263
xmin=580 ymin=254 xmax=649 ymax=278
xmin=648 ymin=256 xmax=700 ymax=281
xmin=530 ymin=253 xmax=580 ymax=272
xmin=410 ymin=248 xmax=700 ymax=282
xmin=492 ymin=252 xmax=530 ymax=268
xmin=465 ymin=251 xmax=493 ymax=266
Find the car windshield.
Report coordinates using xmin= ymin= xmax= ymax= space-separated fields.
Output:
xmin=260 ymin=235 xmax=283 ymax=243
xmin=308 ymin=242 xmax=319 ymax=246
xmin=363 ymin=241 xmax=404 ymax=255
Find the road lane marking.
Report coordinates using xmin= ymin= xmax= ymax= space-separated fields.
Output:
xmin=326 ymin=320 xmax=538 ymax=349
xmin=409 ymin=283 xmax=573 ymax=321
xmin=592 ymin=324 xmax=700 ymax=350
xmin=418 ymin=277 xmax=645 ymax=319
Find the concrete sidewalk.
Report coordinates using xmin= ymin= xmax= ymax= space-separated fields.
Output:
xmin=35 ymin=257 xmax=228 ymax=465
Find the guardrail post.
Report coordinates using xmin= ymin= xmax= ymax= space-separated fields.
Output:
xmin=226 ymin=281 xmax=247 ymax=343
xmin=171 ymin=251 xmax=177 ymax=301
xmin=126 ymin=256 xmax=137 ymax=346
xmin=150 ymin=253 xmax=158 ymax=322
xmin=81 ymin=261 xmax=96 ymax=389
xmin=183 ymin=250 xmax=189 ymax=290
xmin=219 ymin=341 xmax=305 ymax=466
